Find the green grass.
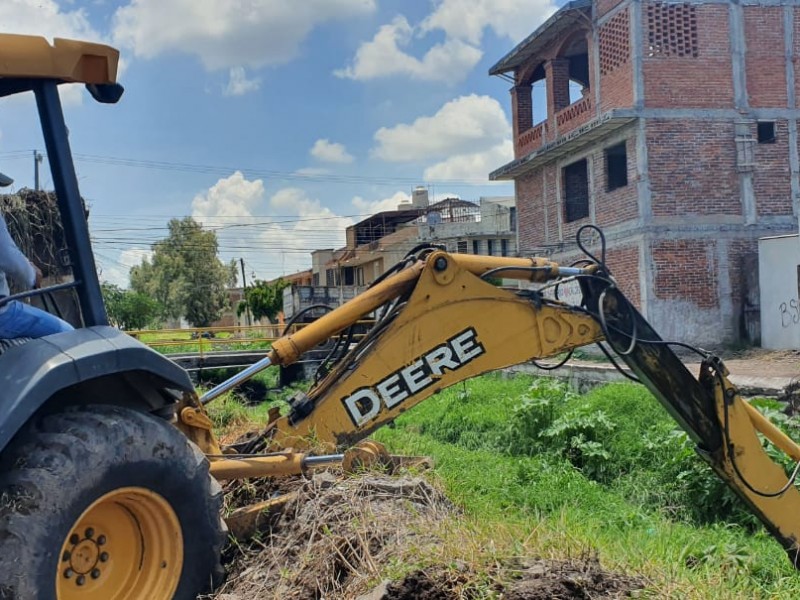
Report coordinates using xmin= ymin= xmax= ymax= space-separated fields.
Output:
xmin=372 ymin=373 xmax=800 ymax=598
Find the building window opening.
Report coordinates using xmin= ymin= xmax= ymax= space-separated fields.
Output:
xmin=501 ymin=239 xmax=509 ymax=257
xmin=457 ymin=240 xmax=468 ymax=254
xmin=342 ymin=267 xmax=355 ymax=286
xmin=606 ymin=142 xmax=628 ymax=191
xmin=487 ymin=239 xmax=495 ymax=256
xmin=758 ymin=121 xmax=776 ymax=144
xmin=472 ymin=240 xmax=480 ymax=254
xmin=563 ymin=159 xmax=590 ymax=222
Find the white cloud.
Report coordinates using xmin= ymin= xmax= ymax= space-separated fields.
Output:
xmin=423 ymin=140 xmax=513 ymax=182
xmin=310 ymin=139 xmax=354 ymax=164
xmin=335 ymin=15 xmax=481 ymax=84
xmin=421 ymin=0 xmax=558 ymax=45
xmin=113 ymin=0 xmax=376 ymax=71
xmin=192 ymin=171 xmax=264 ymax=219
xmin=0 ymin=0 xmax=98 ymax=42
xmin=351 ymin=191 xmax=411 ymax=215
xmin=190 ymin=173 xmax=354 ymax=279
xmin=373 ymin=95 xmax=511 ymax=162
xmin=98 ymin=247 xmax=152 ymax=287
xmin=223 ymin=67 xmax=260 ymax=97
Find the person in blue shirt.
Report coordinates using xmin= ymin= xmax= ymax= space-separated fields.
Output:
xmin=0 ymin=172 xmax=73 ymax=339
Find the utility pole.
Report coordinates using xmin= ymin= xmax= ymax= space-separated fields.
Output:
xmin=33 ymin=150 xmax=43 ymax=191
xmin=240 ymin=257 xmax=252 ymax=327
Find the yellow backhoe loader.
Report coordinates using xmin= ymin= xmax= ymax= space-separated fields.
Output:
xmin=2 ymin=35 xmax=800 ymax=600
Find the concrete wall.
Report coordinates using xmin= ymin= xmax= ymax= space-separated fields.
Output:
xmin=760 ymin=235 xmax=800 ymax=349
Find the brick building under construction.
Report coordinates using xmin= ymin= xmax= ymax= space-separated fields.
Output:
xmin=490 ymin=0 xmax=800 ymax=345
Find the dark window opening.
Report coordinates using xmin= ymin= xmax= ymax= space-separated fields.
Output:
xmin=501 ymin=239 xmax=509 ymax=257
xmin=758 ymin=121 xmax=776 ymax=144
xmin=487 ymin=239 xmax=495 ymax=256
xmin=342 ymin=267 xmax=355 ymax=286
xmin=606 ymin=142 xmax=628 ymax=191
xmin=509 ymin=207 xmax=517 ymax=232
xmin=563 ymin=159 xmax=590 ymax=222
xmin=472 ymin=240 xmax=480 ymax=254
xmin=312 ymin=273 xmax=319 ymax=286
xmin=457 ymin=240 xmax=468 ymax=254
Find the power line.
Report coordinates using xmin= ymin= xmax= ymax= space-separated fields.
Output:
xmin=67 ymin=152 xmax=497 ymax=186
xmin=0 ymin=149 xmax=503 ymax=186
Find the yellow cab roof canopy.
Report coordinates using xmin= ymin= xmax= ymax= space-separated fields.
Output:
xmin=0 ymin=33 xmax=123 ymax=325
xmin=0 ymin=34 xmax=122 ymax=103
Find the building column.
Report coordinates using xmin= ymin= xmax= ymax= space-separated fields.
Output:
xmin=510 ymin=83 xmax=533 ymax=141
xmin=546 ymin=58 xmax=572 ymax=114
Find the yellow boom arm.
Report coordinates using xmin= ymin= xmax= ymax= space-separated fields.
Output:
xmin=197 ymin=241 xmax=800 ymax=565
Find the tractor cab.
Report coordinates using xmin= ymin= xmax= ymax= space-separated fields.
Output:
xmin=0 ymin=35 xmax=226 ymax=600
xmin=0 ymin=34 xmax=194 ymax=441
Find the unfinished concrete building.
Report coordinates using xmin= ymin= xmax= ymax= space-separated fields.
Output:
xmin=490 ymin=0 xmax=800 ymax=345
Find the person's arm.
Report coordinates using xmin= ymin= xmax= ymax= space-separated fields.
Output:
xmin=0 ymin=214 xmax=36 ymax=291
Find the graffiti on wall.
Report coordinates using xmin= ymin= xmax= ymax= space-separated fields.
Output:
xmin=779 ymin=298 xmax=800 ymax=328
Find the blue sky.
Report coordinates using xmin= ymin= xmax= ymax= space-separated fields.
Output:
xmin=0 ymin=0 xmax=563 ymax=285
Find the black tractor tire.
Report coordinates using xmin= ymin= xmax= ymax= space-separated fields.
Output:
xmin=0 ymin=404 xmax=226 ymax=600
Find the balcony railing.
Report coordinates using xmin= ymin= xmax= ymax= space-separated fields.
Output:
xmin=516 ymin=122 xmax=546 ymax=157
xmin=555 ymin=96 xmax=594 ymax=132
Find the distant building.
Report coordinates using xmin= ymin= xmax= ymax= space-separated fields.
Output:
xmin=418 ymin=196 xmax=517 ymax=258
xmin=489 ymin=0 xmax=799 ymax=346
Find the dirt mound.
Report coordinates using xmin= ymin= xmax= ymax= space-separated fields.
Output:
xmin=502 ymin=556 xmax=644 ymax=600
xmin=212 ymin=472 xmax=453 ymax=600
xmin=374 ymin=556 xmax=643 ymax=600
xmin=210 ymin=473 xmax=645 ymax=600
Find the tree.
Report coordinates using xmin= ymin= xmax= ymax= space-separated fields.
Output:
xmin=101 ymin=283 xmax=161 ymax=330
xmin=237 ymin=278 xmax=290 ymax=323
xmin=130 ymin=217 xmax=237 ymax=327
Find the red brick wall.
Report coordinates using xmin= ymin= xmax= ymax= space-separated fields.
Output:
xmin=511 ymin=85 xmax=533 ymax=151
xmin=555 ymin=96 xmax=595 ymax=137
xmin=753 ymin=120 xmax=793 ymax=216
xmin=643 ymin=4 xmax=734 ymax=109
xmin=605 ymin=244 xmax=641 ymax=307
xmin=516 ymin=122 xmax=546 ymax=158
xmin=646 ymin=120 xmax=740 ymax=217
xmin=545 ymin=164 xmax=560 ymax=245
xmin=600 ymin=56 xmax=634 ymax=112
xmin=597 ymin=0 xmax=627 ymax=19
xmin=516 ymin=170 xmax=546 ymax=251
xmin=652 ymin=239 xmax=718 ymax=308
xmin=745 ymin=6 xmax=787 ymax=108
xmin=598 ymin=6 xmax=634 ymax=112
xmin=594 ymin=137 xmax=639 ymax=227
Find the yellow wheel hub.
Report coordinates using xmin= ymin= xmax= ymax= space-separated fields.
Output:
xmin=56 ymin=487 xmax=183 ymax=600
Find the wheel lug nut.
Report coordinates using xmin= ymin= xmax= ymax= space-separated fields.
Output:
xmin=63 ymin=568 xmax=73 ymax=579
xmin=97 ymin=535 xmax=106 ymax=546
xmin=61 ymin=551 xmax=71 ymax=562
xmin=69 ymin=534 xmax=79 ymax=545
xmin=76 ymin=575 xmax=85 ymax=586
xmin=85 ymin=528 xmax=94 ymax=539
xmin=99 ymin=552 xmax=109 ymax=562
xmin=91 ymin=568 xmax=101 ymax=580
